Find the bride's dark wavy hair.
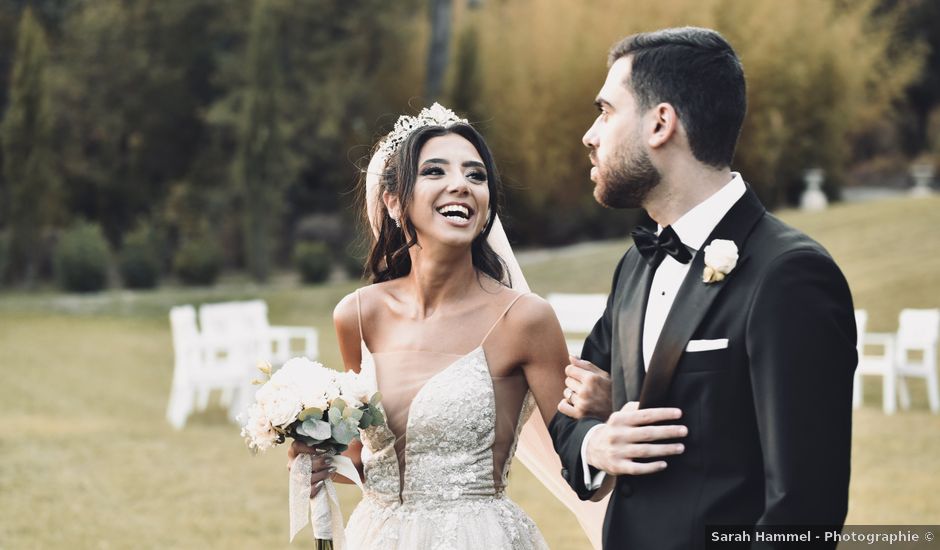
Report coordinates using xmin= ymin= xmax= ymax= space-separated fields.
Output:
xmin=366 ymin=123 xmax=508 ymax=285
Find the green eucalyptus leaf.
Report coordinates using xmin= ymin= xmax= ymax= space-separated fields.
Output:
xmin=328 ymin=404 xmax=342 ymax=424
xmin=370 ymin=408 xmax=385 ymax=427
xmin=298 ymin=407 xmax=324 ymax=422
xmin=298 ymin=418 xmax=331 ymax=441
xmin=332 ymin=418 xmax=358 ymax=445
xmin=369 ymin=391 xmax=383 ymax=406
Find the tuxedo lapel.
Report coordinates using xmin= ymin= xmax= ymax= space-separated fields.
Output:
xmin=614 ymin=250 xmax=656 ymax=406
xmin=639 ymin=188 xmax=766 ymax=409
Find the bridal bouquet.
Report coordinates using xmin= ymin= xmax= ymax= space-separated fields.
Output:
xmin=240 ymin=357 xmax=384 ymax=550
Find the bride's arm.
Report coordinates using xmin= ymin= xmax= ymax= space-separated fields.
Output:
xmin=511 ymin=294 xmax=612 ymax=426
xmin=512 ymin=296 xmax=616 ymax=502
xmin=487 ymin=217 xmax=609 ymax=422
xmin=287 ymin=292 xmax=365 ymax=487
xmin=511 ymin=295 xmax=573 ymax=428
xmin=332 ymin=292 xmax=366 ymax=482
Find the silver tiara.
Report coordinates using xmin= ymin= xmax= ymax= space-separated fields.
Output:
xmin=376 ymin=102 xmax=468 ymax=162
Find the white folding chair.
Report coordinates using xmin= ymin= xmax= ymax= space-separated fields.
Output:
xmin=166 ymin=305 xmax=201 ymax=429
xmin=198 ymin=300 xmax=319 ymax=421
xmin=198 ymin=300 xmax=271 ymax=421
xmin=267 ymin=318 xmax=318 ymax=365
xmin=894 ymin=308 xmax=940 ymax=414
xmin=854 ymin=309 xmax=899 ymax=414
xmin=547 ymin=293 xmax=608 ymax=356
xmin=166 ymin=305 xmax=248 ymax=429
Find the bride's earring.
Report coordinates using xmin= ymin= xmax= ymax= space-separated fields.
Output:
xmin=391 ymin=215 xmax=401 ymax=228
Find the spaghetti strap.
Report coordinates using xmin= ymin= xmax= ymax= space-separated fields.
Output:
xmin=355 ymin=288 xmax=364 ymax=342
xmin=481 ymin=292 xmax=529 ymax=346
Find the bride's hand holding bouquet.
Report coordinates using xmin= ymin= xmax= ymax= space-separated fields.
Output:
xmin=240 ymin=357 xmax=384 ymax=550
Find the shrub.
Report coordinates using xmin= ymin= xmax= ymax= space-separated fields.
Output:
xmin=343 ymin=239 xmax=368 ymax=280
xmin=293 ymin=214 xmax=346 ymax=253
xmin=0 ymin=231 xmax=9 ymax=285
xmin=119 ymin=225 xmax=161 ymax=289
xmin=53 ymin=222 xmax=110 ymax=292
xmin=294 ymin=241 xmax=332 ymax=284
xmin=343 ymin=252 xmax=366 ymax=280
xmin=174 ymin=236 xmax=223 ymax=286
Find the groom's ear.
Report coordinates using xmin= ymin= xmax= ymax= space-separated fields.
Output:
xmin=383 ymin=191 xmax=402 ymax=220
xmin=647 ymin=103 xmax=679 ymax=149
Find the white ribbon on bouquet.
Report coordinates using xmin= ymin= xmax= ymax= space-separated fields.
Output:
xmin=289 ymin=453 xmax=363 ymax=548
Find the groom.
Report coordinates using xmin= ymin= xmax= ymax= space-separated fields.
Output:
xmin=549 ymin=27 xmax=857 ymax=549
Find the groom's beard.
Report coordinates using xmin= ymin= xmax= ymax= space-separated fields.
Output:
xmin=594 ymin=141 xmax=661 ymax=209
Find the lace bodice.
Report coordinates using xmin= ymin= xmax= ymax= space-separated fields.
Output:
xmin=359 ymin=343 xmax=535 ymax=505
xmin=344 ymin=289 xmax=548 ymax=549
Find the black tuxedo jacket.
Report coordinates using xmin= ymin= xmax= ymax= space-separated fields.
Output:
xmin=549 ymin=188 xmax=857 ymax=550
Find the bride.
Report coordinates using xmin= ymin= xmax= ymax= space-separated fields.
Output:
xmin=289 ymin=104 xmax=607 ymax=549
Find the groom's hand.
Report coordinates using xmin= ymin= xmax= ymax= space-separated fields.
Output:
xmin=586 ymin=402 xmax=687 ymax=476
xmin=557 ymin=355 xmax=612 ymax=420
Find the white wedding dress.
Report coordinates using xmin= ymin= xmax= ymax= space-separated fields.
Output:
xmin=345 ymin=289 xmax=549 ymax=550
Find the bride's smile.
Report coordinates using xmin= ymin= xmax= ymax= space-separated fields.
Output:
xmin=434 ymin=202 xmax=475 ymax=228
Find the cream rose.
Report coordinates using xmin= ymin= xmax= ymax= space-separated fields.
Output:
xmin=240 ymin=403 xmax=279 ymax=451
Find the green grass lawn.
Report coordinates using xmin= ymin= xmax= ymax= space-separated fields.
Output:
xmin=1 ymin=195 xmax=939 ymax=548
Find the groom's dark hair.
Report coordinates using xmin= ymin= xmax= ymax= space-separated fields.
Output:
xmin=610 ymin=27 xmax=746 ymax=168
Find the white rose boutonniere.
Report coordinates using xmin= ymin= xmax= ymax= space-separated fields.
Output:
xmin=702 ymin=239 xmax=739 ymax=283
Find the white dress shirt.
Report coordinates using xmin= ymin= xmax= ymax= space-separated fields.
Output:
xmin=580 ymin=173 xmax=746 ymax=490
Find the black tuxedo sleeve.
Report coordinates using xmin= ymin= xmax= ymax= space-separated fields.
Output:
xmin=549 ymin=252 xmax=625 ymax=500
xmin=746 ymin=249 xmax=856 ymax=527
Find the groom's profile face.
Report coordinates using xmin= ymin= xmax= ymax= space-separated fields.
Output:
xmin=583 ymin=56 xmax=661 ymax=209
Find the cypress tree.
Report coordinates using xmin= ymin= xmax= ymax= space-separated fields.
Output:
xmin=233 ymin=0 xmax=287 ymax=282
xmin=451 ymin=22 xmax=483 ymax=123
xmin=0 ymin=7 xmax=60 ymax=285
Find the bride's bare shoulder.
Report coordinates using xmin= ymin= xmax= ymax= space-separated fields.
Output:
xmin=485 ymin=291 xmax=564 ymax=370
xmin=506 ymin=290 xmax=551 ymax=317
xmin=334 ymin=281 xmax=399 ymax=329
xmin=333 ymin=291 xmax=358 ymax=329
xmin=504 ymin=292 xmax=561 ymax=333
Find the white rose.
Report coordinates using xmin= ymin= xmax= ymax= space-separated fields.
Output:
xmin=300 ymin=391 xmax=330 ymax=411
xmin=703 ymin=239 xmax=739 ymax=283
xmin=336 ymin=371 xmax=371 ymax=408
xmin=323 ymin=378 xmax=342 ymax=404
xmin=269 ymin=357 xmax=318 ymax=386
xmin=299 ymin=365 xmax=340 ymax=405
xmin=270 ymin=358 xmax=335 ymax=410
xmin=255 ymin=383 xmax=303 ymax=427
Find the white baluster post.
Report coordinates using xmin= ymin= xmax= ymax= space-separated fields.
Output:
xmin=800 ymin=168 xmax=828 ymax=211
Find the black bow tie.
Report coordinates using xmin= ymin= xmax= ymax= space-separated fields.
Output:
xmin=631 ymin=225 xmax=693 ymax=267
